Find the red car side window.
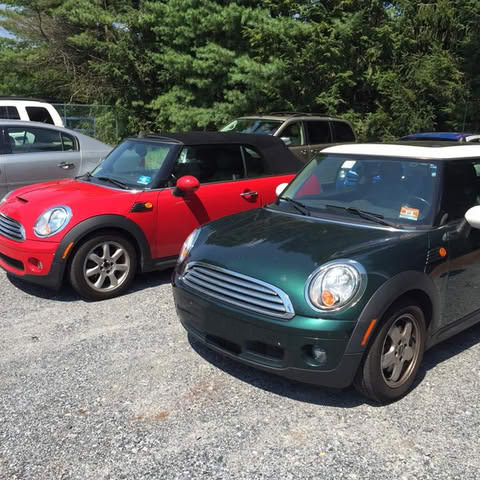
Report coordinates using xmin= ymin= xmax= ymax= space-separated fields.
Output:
xmin=174 ymin=145 xmax=245 ymax=183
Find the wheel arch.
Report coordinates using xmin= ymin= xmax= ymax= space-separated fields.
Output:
xmin=345 ymin=270 xmax=440 ymax=355
xmin=53 ymin=215 xmax=153 ymax=278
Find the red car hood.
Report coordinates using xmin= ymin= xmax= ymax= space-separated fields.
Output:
xmin=1 ymin=179 xmax=141 ymax=241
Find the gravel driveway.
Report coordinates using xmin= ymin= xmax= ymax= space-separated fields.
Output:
xmin=1 ymin=269 xmax=479 ymax=479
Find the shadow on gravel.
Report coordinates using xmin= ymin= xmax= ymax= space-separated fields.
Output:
xmin=412 ymin=321 xmax=480 ymax=390
xmin=188 ymin=334 xmax=366 ymax=408
xmin=189 ymin=321 xmax=480 ymax=408
xmin=7 ymin=268 xmax=173 ymax=302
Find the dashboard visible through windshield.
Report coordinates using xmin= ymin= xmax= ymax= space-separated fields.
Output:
xmin=277 ymin=154 xmax=441 ymax=227
xmin=90 ymin=140 xmax=174 ymax=189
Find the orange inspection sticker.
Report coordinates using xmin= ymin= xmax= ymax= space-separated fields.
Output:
xmin=399 ymin=206 xmax=420 ymax=221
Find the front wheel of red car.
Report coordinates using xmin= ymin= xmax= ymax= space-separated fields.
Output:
xmin=69 ymin=234 xmax=137 ymax=301
xmin=354 ymin=300 xmax=426 ymax=404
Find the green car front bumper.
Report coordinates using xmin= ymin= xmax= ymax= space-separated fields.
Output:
xmin=173 ymin=277 xmax=364 ymax=389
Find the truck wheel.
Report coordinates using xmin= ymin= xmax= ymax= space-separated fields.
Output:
xmin=354 ymin=300 xmax=426 ymax=403
xmin=69 ymin=233 xmax=137 ymax=301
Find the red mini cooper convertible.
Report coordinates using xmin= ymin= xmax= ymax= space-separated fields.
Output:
xmin=0 ymin=132 xmax=301 ymax=300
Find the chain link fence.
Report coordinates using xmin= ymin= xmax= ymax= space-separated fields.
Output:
xmin=52 ymin=104 xmax=127 ymax=145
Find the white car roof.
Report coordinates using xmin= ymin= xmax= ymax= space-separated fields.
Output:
xmin=322 ymin=143 xmax=480 ymax=160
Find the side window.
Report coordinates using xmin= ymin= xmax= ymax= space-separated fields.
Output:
xmin=0 ymin=128 xmax=11 ymax=154
xmin=242 ymin=146 xmax=266 ymax=178
xmin=6 ymin=127 xmax=63 ymax=153
xmin=61 ymin=133 xmax=77 ymax=151
xmin=278 ymin=122 xmax=305 ymax=146
xmin=0 ymin=106 xmax=20 ymax=120
xmin=25 ymin=106 xmax=54 ymax=125
xmin=332 ymin=121 xmax=355 ymax=142
xmin=441 ymin=161 xmax=479 ymax=222
xmin=305 ymin=120 xmax=332 ymax=144
xmin=172 ymin=145 xmax=245 ymax=184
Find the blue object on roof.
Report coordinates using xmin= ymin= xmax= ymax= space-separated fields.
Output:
xmin=399 ymin=132 xmax=473 ymax=141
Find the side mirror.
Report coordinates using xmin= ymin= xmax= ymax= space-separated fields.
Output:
xmin=174 ymin=175 xmax=200 ymax=197
xmin=280 ymin=136 xmax=292 ymax=146
xmin=275 ymin=182 xmax=288 ymax=197
xmin=465 ymin=205 xmax=480 ymax=229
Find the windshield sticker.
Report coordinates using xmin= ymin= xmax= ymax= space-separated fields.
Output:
xmin=341 ymin=160 xmax=356 ymax=168
xmin=399 ymin=206 xmax=420 ymax=221
xmin=137 ymin=175 xmax=151 ymax=185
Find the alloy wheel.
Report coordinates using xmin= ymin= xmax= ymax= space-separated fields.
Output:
xmin=82 ymin=240 xmax=131 ymax=292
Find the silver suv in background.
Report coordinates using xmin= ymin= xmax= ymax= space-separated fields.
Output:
xmin=0 ymin=97 xmax=64 ymax=127
xmin=221 ymin=112 xmax=357 ymax=163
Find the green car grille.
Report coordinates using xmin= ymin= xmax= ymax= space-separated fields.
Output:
xmin=182 ymin=262 xmax=295 ymax=320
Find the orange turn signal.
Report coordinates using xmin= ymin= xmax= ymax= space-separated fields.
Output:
xmin=62 ymin=242 xmax=74 ymax=259
xmin=361 ymin=318 xmax=377 ymax=346
xmin=439 ymin=247 xmax=447 ymax=258
xmin=321 ymin=290 xmax=336 ymax=307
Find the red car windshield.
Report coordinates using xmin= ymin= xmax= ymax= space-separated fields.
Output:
xmin=91 ymin=140 xmax=174 ymax=189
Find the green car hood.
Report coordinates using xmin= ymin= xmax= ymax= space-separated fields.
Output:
xmin=189 ymin=207 xmax=429 ymax=318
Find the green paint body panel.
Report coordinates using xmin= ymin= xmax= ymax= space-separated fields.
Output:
xmin=187 ymin=207 xmax=430 ymax=319
xmin=173 ymin=202 xmax=479 ymax=389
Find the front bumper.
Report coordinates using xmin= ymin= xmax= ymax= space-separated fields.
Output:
xmin=0 ymin=235 xmax=64 ymax=290
xmin=173 ymin=279 xmax=364 ymax=389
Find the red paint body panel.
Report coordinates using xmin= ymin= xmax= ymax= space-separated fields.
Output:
xmin=0 ymin=173 xmax=294 ymax=283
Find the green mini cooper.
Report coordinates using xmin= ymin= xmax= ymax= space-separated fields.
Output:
xmin=172 ymin=143 xmax=480 ymax=403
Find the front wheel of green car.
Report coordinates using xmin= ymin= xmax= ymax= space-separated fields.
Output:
xmin=69 ymin=233 xmax=137 ymax=301
xmin=354 ymin=300 xmax=426 ymax=403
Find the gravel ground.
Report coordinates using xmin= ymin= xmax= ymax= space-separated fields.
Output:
xmin=1 ymin=269 xmax=480 ymax=480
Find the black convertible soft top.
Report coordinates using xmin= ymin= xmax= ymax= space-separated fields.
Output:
xmin=134 ymin=131 xmax=304 ymax=174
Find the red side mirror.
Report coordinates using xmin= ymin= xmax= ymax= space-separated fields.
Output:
xmin=176 ymin=175 xmax=200 ymax=194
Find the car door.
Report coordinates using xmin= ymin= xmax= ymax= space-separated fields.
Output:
xmin=441 ymin=160 xmax=480 ymax=325
xmin=304 ymin=120 xmax=333 ymax=157
xmin=3 ymin=125 xmax=81 ymax=191
xmin=152 ymin=144 xmax=264 ymax=259
xmin=276 ymin=121 xmax=310 ymax=164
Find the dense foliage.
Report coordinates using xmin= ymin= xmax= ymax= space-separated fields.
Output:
xmin=1 ymin=0 xmax=479 ymax=140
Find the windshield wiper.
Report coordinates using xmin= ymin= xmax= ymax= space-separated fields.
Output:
xmin=325 ymin=204 xmax=401 ymax=228
xmin=96 ymin=176 xmax=130 ymax=190
xmin=76 ymin=171 xmax=92 ymax=181
xmin=278 ymin=196 xmax=311 ymax=216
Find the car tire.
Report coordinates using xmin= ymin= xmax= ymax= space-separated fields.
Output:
xmin=354 ymin=299 xmax=426 ymax=403
xmin=69 ymin=233 xmax=137 ymax=301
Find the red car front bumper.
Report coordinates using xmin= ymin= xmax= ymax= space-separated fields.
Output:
xmin=0 ymin=235 xmax=64 ymax=289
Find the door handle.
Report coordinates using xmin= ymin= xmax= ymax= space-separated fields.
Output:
xmin=58 ymin=162 xmax=75 ymax=169
xmin=240 ymin=190 xmax=258 ymax=198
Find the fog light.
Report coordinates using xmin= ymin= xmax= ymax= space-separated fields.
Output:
xmin=311 ymin=345 xmax=327 ymax=365
xmin=28 ymin=257 xmax=43 ymax=273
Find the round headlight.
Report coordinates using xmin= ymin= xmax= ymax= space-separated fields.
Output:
xmin=306 ymin=259 xmax=366 ymax=312
xmin=34 ymin=206 xmax=72 ymax=238
xmin=0 ymin=190 xmax=14 ymax=205
xmin=178 ymin=228 xmax=200 ymax=264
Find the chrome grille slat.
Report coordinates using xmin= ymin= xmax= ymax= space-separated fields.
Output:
xmin=0 ymin=214 xmax=25 ymax=242
xmin=184 ymin=275 xmax=287 ymax=313
xmin=193 ymin=267 xmax=276 ymax=295
xmin=182 ymin=262 xmax=295 ymax=319
xmin=189 ymin=269 xmax=284 ymax=304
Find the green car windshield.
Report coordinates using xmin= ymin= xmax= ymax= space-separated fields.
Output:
xmin=220 ymin=118 xmax=283 ymax=135
xmin=280 ymin=154 xmax=441 ymax=227
xmin=91 ymin=140 xmax=173 ymax=189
